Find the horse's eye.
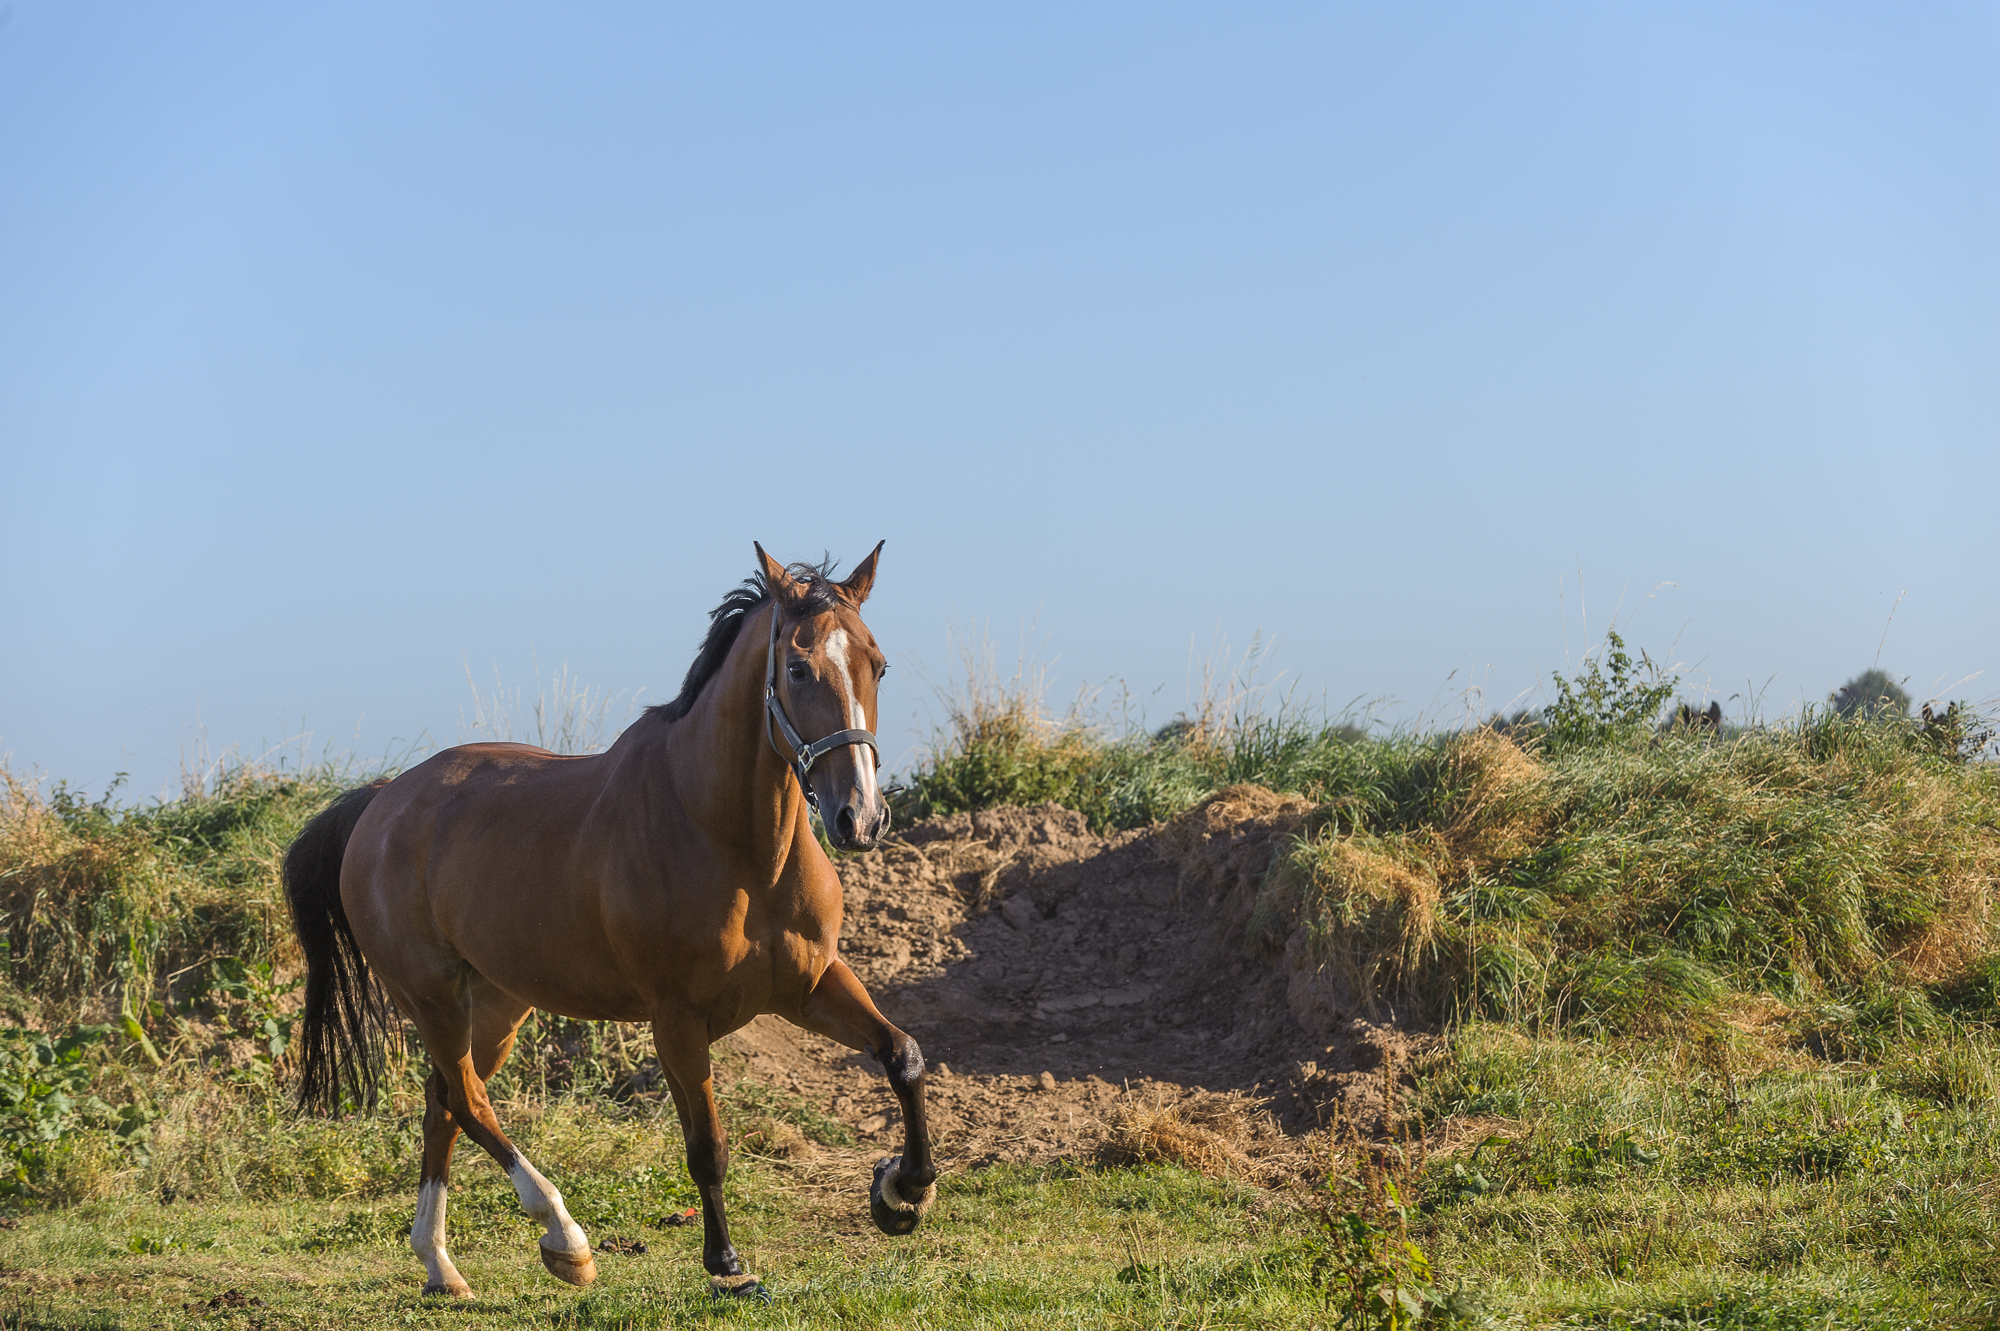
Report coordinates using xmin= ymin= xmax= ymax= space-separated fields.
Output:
xmin=787 ymin=663 xmax=810 ymax=683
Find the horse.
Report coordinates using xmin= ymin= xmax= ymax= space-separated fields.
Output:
xmin=1674 ymin=700 xmax=1723 ymax=734
xmin=281 ymin=543 xmax=936 ymax=1301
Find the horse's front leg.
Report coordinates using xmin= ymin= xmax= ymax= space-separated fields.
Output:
xmin=796 ymin=958 xmax=938 ymax=1235
xmin=652 ymin=1019 xmax=766 ymax=1300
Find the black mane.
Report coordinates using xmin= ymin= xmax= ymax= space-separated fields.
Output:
xmin=646 ymin=556 xmax=844 ymax=723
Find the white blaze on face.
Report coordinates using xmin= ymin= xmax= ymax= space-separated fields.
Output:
xmin=821 ymin=628 xmax=880 ymax=807
xmin=822 ymin=629 xmax=864 ymax=729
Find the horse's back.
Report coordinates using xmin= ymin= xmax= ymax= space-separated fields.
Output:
xmin=349 ymin=742 xmax=601 ymax=874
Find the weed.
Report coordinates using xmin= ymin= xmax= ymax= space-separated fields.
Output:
xmin=204 ymin=958 xmax=300 ymax=1068
xmin=1308 ymin=1117 xmax=1491 ymax=1330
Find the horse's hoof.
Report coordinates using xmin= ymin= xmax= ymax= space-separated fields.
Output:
xmin=422 ymin=1278 xmax=473 ymax=1298
xmin=540 ymin=1244 xmax=598 ymax=1287
xmin=869 ymin=1155 xmax=936 ymax=1236
xmin=711 ymin=1274 xmax=770 ymax=1303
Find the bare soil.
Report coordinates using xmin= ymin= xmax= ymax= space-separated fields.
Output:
xmin=718 ymin=789 xmax=1434 ymax=1181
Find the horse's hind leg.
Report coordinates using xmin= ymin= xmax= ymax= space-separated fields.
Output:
xmin=410 ymin=986 xmax=527 ymax=1296
xmin=413 ymin=1065 xmax=471 ymax=1296
xmin=410 ymin=980 xmax=597 ymax=1290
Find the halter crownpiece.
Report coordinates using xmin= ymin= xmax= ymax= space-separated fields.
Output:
xmin=764 ymin=602 xmax=879 ymax=809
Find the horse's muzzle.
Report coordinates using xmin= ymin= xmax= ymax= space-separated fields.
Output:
xmin=831 ymin=795 xmax=890 ymax=851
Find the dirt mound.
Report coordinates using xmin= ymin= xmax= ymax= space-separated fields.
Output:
xmin=718 ymin=791 xmax=1436 ymax=1180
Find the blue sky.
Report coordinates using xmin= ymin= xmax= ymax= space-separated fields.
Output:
xmin=3 ymin=2 xmax=1995 ymax=799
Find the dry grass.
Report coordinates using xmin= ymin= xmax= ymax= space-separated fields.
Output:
xmin=1265 ymin=832 xmax=1444 ymax=1021
xmin=1098 ymin=1095 xmax=1264 ymax=1180
xmin=737 ymin=1115 xmax=813 ymax=1159
xmin=1423 ymin=1112 xmax=1524 ymax=1160
xmin=1438 ymin=727 xmax=1547 ymax=867
xmin=1163 ymin=784 xmax=1314 ymax=910
xmin=459 ymin=659 xmax=646 ymax=756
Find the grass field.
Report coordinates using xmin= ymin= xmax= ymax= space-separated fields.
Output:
xmin=1 ymin=639 xmax=1996 ymax=1328
xmin=0 ymin=1035 xmax=1992 ymax=1330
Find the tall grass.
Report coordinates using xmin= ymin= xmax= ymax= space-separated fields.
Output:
xmin=459 ymin=659 xmax=645 ymax=755
xmin=0 ymin=764 xmax=348 ymax=1028
xmin=896 ymin=636 xmax=1394 ymax=832
xmin=1266 ymin=714 xmax=2000 ymax=1036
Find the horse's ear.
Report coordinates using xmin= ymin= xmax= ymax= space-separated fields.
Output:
xmin=754 ymin=542 xmax=803 ymax=605
xmin=839 ymin=541 xmax=884 ymax=605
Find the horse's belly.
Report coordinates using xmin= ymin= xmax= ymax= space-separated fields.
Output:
xmin=439 ymin=883 xmax=649 ymax=1020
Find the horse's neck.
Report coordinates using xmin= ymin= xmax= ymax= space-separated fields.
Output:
xmin=654 ymin=605 xmax=809 ymax=880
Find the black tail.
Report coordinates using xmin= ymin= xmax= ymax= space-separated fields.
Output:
xmin=283 ymin=779 xmax=393 ymax=1114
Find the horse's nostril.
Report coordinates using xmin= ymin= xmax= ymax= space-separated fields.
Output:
xmin=836 ymin=806 xmax=857 ymax=843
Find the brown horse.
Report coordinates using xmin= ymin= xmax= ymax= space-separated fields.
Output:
xmin=281 ymin=543 xmax=935 ymax=1301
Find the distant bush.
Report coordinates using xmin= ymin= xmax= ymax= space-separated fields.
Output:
xmin=1919 ymin=699 xmax=1997 ymax=764
xmin=1830 ymin=668 xmax=1910 ymax=719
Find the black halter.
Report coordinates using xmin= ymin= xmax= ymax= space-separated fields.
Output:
xmin=764 ymin=603 xmax=879 ymax=809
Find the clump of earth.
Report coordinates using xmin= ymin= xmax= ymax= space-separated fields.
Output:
xmin=719 ymin=787 xmax=1433 ymax=1180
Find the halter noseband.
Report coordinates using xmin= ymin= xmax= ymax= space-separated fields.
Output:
xmin=764 ymin=603 xmax=879 ymax=809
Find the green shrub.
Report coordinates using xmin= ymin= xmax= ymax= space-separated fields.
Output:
xmin=0 ymin=1024 xmax=151 ymax=1194
xmin=1540 ymin=630 xmax=1678 ymax=751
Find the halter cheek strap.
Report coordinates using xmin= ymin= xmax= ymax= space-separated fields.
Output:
xmin=764 ymin=604 xmax=879 ymax=809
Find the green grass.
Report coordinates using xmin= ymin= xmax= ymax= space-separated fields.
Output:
xmin=0 ymin=1082 xmax=1992 ymax=1328
xmin=0 ymin=1142 xmax=1319 ymax=1329
xmin=1411 ymin=1021 xmax=2000 ymax=1328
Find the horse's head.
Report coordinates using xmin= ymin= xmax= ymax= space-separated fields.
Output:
xmin=756 ymin=541 xmax=891 ymax=850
